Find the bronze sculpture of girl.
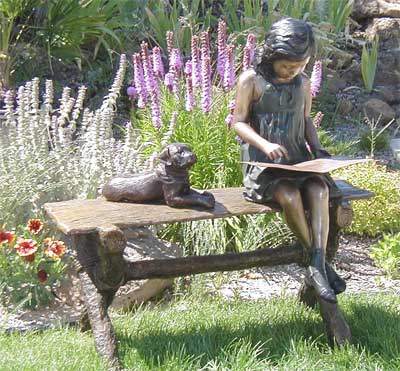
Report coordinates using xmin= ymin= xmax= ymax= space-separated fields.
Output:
xmin=233 ymin=17 xmax=346 ymax=303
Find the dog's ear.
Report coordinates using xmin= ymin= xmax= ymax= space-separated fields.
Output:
xmin=158 ymin=146 xmax=172 ymax=165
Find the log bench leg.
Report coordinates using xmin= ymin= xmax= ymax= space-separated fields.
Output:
xmin=298 ymin=200 xmax=354 ymax=346
xmin=74 ymin=225 xmax=128 ymax=370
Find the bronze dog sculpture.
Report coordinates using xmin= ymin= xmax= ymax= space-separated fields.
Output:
xmin=102 ymin=143 xmax=215 ymax=209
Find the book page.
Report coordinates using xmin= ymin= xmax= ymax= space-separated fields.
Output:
xmin=241 ymin=158 xmax=371 ymax=174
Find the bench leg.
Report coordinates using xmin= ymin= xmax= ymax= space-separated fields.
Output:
xmin=79 ymin=270 xmax=121 ymax=370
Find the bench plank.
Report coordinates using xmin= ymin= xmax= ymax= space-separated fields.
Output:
xmin=44 ymin=181 xmax=373 ymax=235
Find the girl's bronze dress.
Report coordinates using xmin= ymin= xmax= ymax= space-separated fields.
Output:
xmin=241 ymin=73 xmax=341 ymax=205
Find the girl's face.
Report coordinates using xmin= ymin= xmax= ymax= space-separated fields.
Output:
xmin=272 ymin=57 xmax=310 ymax=83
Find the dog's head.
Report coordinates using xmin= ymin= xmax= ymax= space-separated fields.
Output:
xmin=158 ymin=143 xmax=197 ymax=169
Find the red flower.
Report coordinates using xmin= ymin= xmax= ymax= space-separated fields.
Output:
xmin=37 ymin=269 xmax=49 ymax=284
xmin=27 ymin=219 xmax=44 ymax=234
xmin=44 ymin=239 xmax=65 ymax=260
xmin=0 ymin=230 xmax=15 ymax=245
xmin=15 ymin=239 xmax=37 ymax=261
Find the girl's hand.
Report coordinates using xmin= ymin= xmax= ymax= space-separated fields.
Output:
xmin=263 ymin=142 xmax=289 ymax=161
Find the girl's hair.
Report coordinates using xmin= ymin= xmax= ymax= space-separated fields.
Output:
xmin=255 ymin=17 xmax=315 ymax=79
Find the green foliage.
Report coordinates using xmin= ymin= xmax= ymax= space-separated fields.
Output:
xmin=327 ymin=0 xmax=354 ymax=34
xmin=275 ymin=0 xmax=316 ymax=20
xmin=334 ymin=162 xmax=400 ymax=236
xmin=358 ymin=116 xmax=395 ymax=157
xmin=371 ymin=233 xmax=400 ymax=278
xmin=145 ymin=0 xmax=213 ymax=53
xmin=361 ymin=35 xmax=379 ymax=94
xmin=37 ymin=0 xmax=124 ymax=67
xmin=0 ymin=221 xmax=68 ymax=309
xmin=318 ymin=129 xmax=359 ymax=156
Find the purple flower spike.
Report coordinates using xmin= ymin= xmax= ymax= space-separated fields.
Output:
xmin=184 ymin=60 xmax=192 ymax=75
xmin=166 ymin=31 xmax=174 ymax=59
xmin=170 ymin=48 xmax=183 ymax=72
xmin=191 ymin=35 xmax=201 ymax=88
xmin=225 ymin=99 xmax=236 ymax=128
xmin=141 ymin=43 xmax=158 ymax=97
xmin=152 ymin=46 xmax=165 ymax=79
xmin=164 ymin=72 xmax=174 ymax=92
xmin=223 ymin=44 xmax=235 ymax=91
xmin=313 ymin=111 xmax=324 ymax=128
xmin=133 ymin=53 xmax=147 ymax=108
xmin=127 ymin=85 xmax=137 ymax=99
xmin=150 ymin=88 xmax=162 ymax=129
xmin=217 ymin=19 xmax=227 ymax=80
xmin=245 ymin=33 xmax=256 ymax=62
xmin=185 ymin=73 xmax=194 ymax=112
xmin=200 ymin=31 xmax=210 ymax=59
xmin=310 ymin=60 xmax=322 ymax=97
xmin=242 ymin=47 xmax=251 ymax=71
xmin=201 ymin=55 xmax=212 ymax=113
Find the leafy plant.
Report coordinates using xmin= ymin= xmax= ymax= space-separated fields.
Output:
xmin=370 ymin=233 xmax=400 ymax=278
xmin=361 ymin=34 xmax=379 ymax=94
xmin=0 ymin=0 xmax=38 ymax=88
xmin=334 ymin=162 xmax=400 ymax=236
xmin=318 ymin=129 xmax=359 ymax=156
xmin=276 ymin=0 xmax=316 ymax=20
xmin=36 ymin=0 xmax=124 ymax=70
xmin=0 ymin=220 xmax=68 ymax=309
xmin=359 ymin=116 xmax=395 ymax=158
xmin=327 ymin=0 xmax=354 ymax=34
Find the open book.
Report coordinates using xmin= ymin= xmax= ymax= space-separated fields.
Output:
xmin=241 ymin=157 xmax=371 ymax=174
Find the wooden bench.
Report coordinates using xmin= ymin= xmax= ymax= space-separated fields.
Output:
xmin=44 ymin=180 xmax=373 ymax=371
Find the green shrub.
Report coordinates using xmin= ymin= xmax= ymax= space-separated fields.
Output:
xmin=370 ymin=233 xmax=400 ymax=278
xmin=334 ymin=162 xmax=400 ymax=236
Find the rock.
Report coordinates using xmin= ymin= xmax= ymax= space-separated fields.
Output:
xmin=366 ymin=17 xmax=400 ymax=40
xmin=327 ymin=77 xmax=347 ymax=94
xmin=338 ymin=99 xmax=354 ymax=115
xmin=377 ymin=85 xmax=400 ymax=104
xmin=362 ymin=98 xmax=396 ymax=124
xmin=353 ymin=0 xmax=400 ymax=19
xmin=328 ymin=47 xmax=355 ymax=70
xmin=389 ymin=138 xmax=400 ymax=163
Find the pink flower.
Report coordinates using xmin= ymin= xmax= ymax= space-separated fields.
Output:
xmin=164 ymin=72 xmax=174 ymax=92
xmin=150 ymin=89 xmax=162 ymax=128
xmin=217 ymin=19 xmax=227 ymax=80
xmin=200 ymin=31 xmax=210 ymax=60
xmin=201 ymin=55 xmax=212 ymax=113
xmin=245 ymin=33 xmax=256 ymax=62
xmin=44 ymin=238 xmax=65 ymax=260
xmin=242 ymin=46 xmax=251 ymax=71
xmin=37 ymin=269 xmax=48 ymax=284
xmin=0 ymin=230 xmax=15 ymax=245
xmin=15 ymin=239 xmax=37 ymax=261
xmin=133 ymin=53 xmax=147 ymax=108
xmin=191 ymin=35 xmax=202 ymax=88
xmin=152 ymin=46 xmax=165 ymax=79
xmin=27 ymin=219 xmax=44 ymax=234
xmin=225 ymin=100 xmax=236 ymax=128
xmin=170 ymin=48 xmax=183 ymax=72
xmin=310 ymin=60 xmax=322 ymax=97
xmin=223 ymin=44 xmax=235 ymax=91
xmin=185 ymin=62 xmax=194 ymax=112
xmin=313 ymin=111 xmax=324 ymax=128
xmin=127 ymin=85 xmax=137 ymax=99
xmin=166 ymin=31 xmax=174 ymax=59
xmin=141 ymin=42 xmax=158 ymax=96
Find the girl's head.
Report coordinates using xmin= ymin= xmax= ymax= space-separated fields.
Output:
xmin=255 ymin=18 xmax=315 ymax=80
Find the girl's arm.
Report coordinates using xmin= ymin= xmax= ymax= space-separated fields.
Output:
xmin=232 ymin=71 xmax=289 ymax=161
xmin=303 ymin=76 xmax=331 ymax=158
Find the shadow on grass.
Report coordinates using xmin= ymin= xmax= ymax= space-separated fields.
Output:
xmin=115 ymin=297 xmax=400 ymax=369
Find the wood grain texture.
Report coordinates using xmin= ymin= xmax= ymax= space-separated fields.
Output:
xmin=44 ymin=182 xmax=373 ymax=235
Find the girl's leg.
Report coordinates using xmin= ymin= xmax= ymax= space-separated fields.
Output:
xmin=302 ymin=177 xmax=336 ymax=302
xmin=273 ymin=179 xmax=336 ymax=302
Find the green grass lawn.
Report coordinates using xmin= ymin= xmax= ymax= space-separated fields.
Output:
xmin=0 ymin=293 xmax=399 ymax=371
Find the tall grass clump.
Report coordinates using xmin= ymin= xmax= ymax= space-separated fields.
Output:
xmin=0 ymin=54 xmax=152 ymax=227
